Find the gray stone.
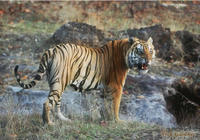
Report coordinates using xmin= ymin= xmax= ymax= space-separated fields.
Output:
xmin=2 ymin=74 xmax=177 ymax=128
xmin=49 ymin=22 xmax=108 ymax=47
xmin=120 ymin=74 xmax=177 ymax=128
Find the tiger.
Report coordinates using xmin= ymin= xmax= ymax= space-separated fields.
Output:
xmin=14 ymin=37 xmax=155 ymax=125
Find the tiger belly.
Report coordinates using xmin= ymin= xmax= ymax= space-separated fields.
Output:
xmin=70 ymin=76 xmax=100 ymax=92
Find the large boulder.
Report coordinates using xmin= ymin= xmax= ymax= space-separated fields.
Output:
xmin=118 ymin=25 xmax=200 ymax=62
xmin=175 ymin=31 xmax=200 ymax=62
xmin=117 ymin=24 xmax=173 ymax=60
xmin=49 ymin=22 xmax=108 ymax=47
xmin=3 ymin=74 xmax=177 ymax=128
xmin=121 ymin=74 xmax=177 ymax=128
xmin=166 ymin=76 xmax=200 ymax=128
xmin=48 ymin=22 xmax=200 ymax=62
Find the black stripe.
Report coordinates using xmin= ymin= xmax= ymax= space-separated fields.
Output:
xmin=70 ymin=43 xmax=75 ymax=52
xmin=111 ymin=40 xmax=114 ymax=47
xmin=56 ymin=45 xmax=65 ymax=59
xmin=78 ymin=50 xmax=92 ymax=90
xmin=112 ymin=42 xmax=120 ymax=86
xmin=43 ymin=53 xmax=48 ymax=68
xmin=20 ymin=83 xmax=24 ymax=88
xmin=118 ymin=40 xmax=122 ymax=49
xmin=84 ymin=48 xmax=89 ymax=60
xmin=49 ymin=79 xmax=59 ymax=87
xmin=17 ymin=78 xmax=21 ymax=83
xmin=71 ymin=47 xmax=87 ymax=77
xmin=47 ymin=58 xmax=53 ymax=72
xmin=31 ymin=81 xmax=36 ymax=86
xmin=53 ymin=47 xmax=57 ymax=54
xmin=71 ymin=53 xmax=86 ymax=81
xmin=104 ymin=45 xmax=111 ymax=84
xmin=71 ymin=51 xmax=82 ymax=68
xmin=85 ymin=73 xmax=97 ymax=90
xmin=25 ymin=85 xmax=30 ymax=89
xmin=49 ymin=68 xmax=59 ymax=84
xmin=94 ymin=81 xmax=99 ymax=89
xmin=93 ymin=49 xmax=98 ymax=71
xmin=63 ymin=44 xmax=68 ymax=51
xmin=105 ymin=45 xmax=110 ymax=59
xmin=85 ymin=50 xmax=96 ymax=90
xmin=34 ymin=74 xmax=41 ymax=80
xmin=47 ymin=49 xmax=51 ymax=59
xmin=71 ymin=68 xmax=81 ymax=84
xmin=14 ymin=65 xmax=19 ymax=75
xmin=98 ymin=51 xmax=103 ymax=76
xmin=70 ymin=84 xmax=78 ymax=91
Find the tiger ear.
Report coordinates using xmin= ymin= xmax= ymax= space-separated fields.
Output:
xmin=147 ymin=37 xmax=153 ymax=44
xmin=128 ymin=37 xmax=134 ymax=45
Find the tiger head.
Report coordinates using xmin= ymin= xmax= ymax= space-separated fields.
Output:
xmin=125 ymin=37 xmax=155 ymax=74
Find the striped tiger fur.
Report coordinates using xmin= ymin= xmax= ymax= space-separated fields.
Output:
xmin=14 ymin=37 xmax=155 ymax=124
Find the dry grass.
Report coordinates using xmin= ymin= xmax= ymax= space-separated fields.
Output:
xmin=1 ymin=113 xmax=199 ymax=140
xmin=0 ymin=113 xmax=160 ymax=140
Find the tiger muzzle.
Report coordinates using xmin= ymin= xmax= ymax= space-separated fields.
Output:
xmin=138 ymin=62 xmax=148 ymax=70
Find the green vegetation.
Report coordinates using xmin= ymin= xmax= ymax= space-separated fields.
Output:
xmin=1 ymin=113 xmax=198 ymax=139
xmin=0 ymin=113 xmax=160 ymax=139
xmin=1 ymin=19 xmax=61 ymax=35
xmin=0 ymin=2 xmax=199 ymax=34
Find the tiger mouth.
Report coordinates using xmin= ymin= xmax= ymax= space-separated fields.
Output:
xmin=138 ymin=63 xmax=148 ymax=70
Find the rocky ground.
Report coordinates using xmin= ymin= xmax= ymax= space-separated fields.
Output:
xmin=0 ymin=1 xmax=200 ymax=139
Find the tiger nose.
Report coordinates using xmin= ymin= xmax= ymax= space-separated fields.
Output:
xmin=142 ymin=59 xmax=149 ymax=66
xmin=141 ymin=59 xmax=146 ymax=64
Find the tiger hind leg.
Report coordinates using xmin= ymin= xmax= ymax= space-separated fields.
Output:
xmin=56 ymin=96 xmax=71 ymax=122
xmin=42 ymin=90 xmax=60 ymax=125
xmin=43 ymin=99 xmax=54 ymax=125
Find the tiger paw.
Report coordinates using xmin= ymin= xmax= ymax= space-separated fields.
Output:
xmin=57 ymin=112 xmax=71 ymax=122
xmin=47 ymin=121 xmax=55 ymax=126
xmin=116 ymin=119 xmax=126 ymax=123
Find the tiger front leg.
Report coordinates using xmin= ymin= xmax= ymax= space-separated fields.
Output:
xmin=103 ymin=94 xmax=115 ymax=121
xmin=112 ymin=89 xmax=123 ymax=122
xmin=103 ymin=87 xmax=123 ymax=122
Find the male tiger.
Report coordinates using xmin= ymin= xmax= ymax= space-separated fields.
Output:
xmin=14 ymin=37 xmax=155 ymax=125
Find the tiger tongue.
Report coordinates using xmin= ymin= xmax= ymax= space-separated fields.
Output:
xmin=142 ymin=64 xmax=147 ymax=70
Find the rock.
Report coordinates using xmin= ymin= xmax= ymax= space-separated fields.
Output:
xmin=175 ymin=31 xmax=200 ymax=62
xmin=49 ymin=22 xmax=200 ymax=62
xmin=116 ymin=24 xmax=174 ymax=60
xmin=49 ymin=22 xmax=108 ymax=47
xmin=1 ymin=86 xmax=48 ymax=114
xmin=48 ymin=22 xmax=199 ymax=63
xmin=118 ymin=24 xmax=200 ymax=62
xmin=121 ymin=74 xmax=177 ymax=128
xmin=166 ymin=78 xmax=200 ymax=128
xmin=3 ymin=74 xmax=177 ymax=128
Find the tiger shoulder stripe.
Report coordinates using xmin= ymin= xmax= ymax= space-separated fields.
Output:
xmin=14 ymin=37 xmax=155 ymax=124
